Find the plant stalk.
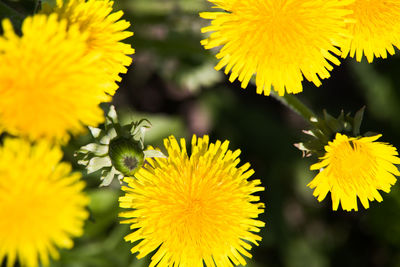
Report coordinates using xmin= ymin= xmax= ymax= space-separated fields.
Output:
xmin=270 ymin=91 xmax=331 ymax=135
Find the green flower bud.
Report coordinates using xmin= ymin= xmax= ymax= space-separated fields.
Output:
xmin=108 ymin=137 xmax=144 ymax=176
xmin=76 ymin=105 xmax=166 ymax=186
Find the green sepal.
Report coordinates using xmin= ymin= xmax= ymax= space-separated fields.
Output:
xmin=299 ymin=138 xmax=326 ymax=157
xmin=100 ymin=167 xmax=119 ymax=187
xmin=323 ymin=109 xmax=342 ymax=133
xmin=295 ymin=106 xmax=368 ymax=158
xmin=309 ymin=128 xmax=330 ymax=145
xmin=353 ymin=106 xmax=365 ymax=136
xmin=75 ymin=105 xmax=155 ymax=186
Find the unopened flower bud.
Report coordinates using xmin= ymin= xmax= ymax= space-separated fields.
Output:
xmin=108 ymin=137 xmax=144 ymax=176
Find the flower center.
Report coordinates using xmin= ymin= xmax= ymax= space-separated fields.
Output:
xmin=330 ymin=139 xmax=377 ymax=185
xmin=123 ymin=156 xmax=138 ymax=172
xmin=187 ymin=198 xmax=204 ymax=214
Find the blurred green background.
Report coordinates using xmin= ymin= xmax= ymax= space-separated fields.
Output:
xmin=3 ymin=0 xmax=400 ymax=266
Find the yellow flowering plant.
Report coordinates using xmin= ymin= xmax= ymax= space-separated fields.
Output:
xmin=0 ymin=14 xmax=115 ymax=142
xmin=1 ymin=0 xmax=400 ymax=266
xmin=0 ymin=0 xmax=136 ymax=266
xmin=41 ymin=0 xmax=135 ymax=87
xmin=201 ymin=0 xmax=355 ymax=96
xmin=308 ymin=133 xmax=400 ymax=211
xmin=285 ymin=97 xmax=400 ymax=212
xmin=340 ymin=0 xmax=400 ymax=62
xmin=0 ymin=138 xmax=89 ymax=267
xmin=120 ymin=135 xmax=265 ymax=267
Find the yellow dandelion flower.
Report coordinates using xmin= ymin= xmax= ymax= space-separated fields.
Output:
xmin=119 ymin=135 xmax=265 ymax=267
xmin=0 ymin=14 xmax=115 ymax=142
xmin=308 ymin=133 xmax=400 ymax=212
xmin=200 ymin=0 xmax=353 ymax=96
xmin=0 ymin=138 xmax=89 ymax=267
xmin=340 ymin=0 xmax=400 ymax=63
xmin=46 ymin=0 xmax=135 ymax=83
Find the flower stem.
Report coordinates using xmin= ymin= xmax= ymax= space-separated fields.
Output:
xmin=270 ymin=91 xmax=330 ymax=134
xmin=270 ymin=91 xmax=317 ymax=122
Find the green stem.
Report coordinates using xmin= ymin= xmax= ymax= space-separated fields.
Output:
xmin=270 ymin=91 xmax=330 ymax=135
xmin=270 ymin=91 xmax=317 ymax=123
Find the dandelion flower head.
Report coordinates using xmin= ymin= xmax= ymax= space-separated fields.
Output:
xmin=0 ymin=14 xmax=115 ymax=142
xmin=201 ymin=0 xmax=353 ymax=96
xmin=46 ymin=0 xmax=135 ymax=83
xmin=119 ymin=135 xmax=265 ymax=267
xmin=308 ymin=133 xmax=400 ymax=211
xmin=340 ymin=0 xmax=400 ymax=62
xmin=0 ymin=138 xmax=89 ymax=267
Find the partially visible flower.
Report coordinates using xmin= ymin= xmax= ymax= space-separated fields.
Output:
xmin=0 ymin=138 xmax=89 ymax=267
xmin=201 ymin=0 xmax=353 ymax=96
xmin=0 ymin=14 xmax=115 ymax=142
xmin=340 ymin=0 xmax=400 ymax=62
xmin=76 ymin=106 xmax=165 ymax=186
xmin=44 ymin=0 xmax=134 ymax=87
xmin=119 ymin=135 xmax=265 ymax=266
xmin=308 ymin=133 xmax=400 ymax=211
